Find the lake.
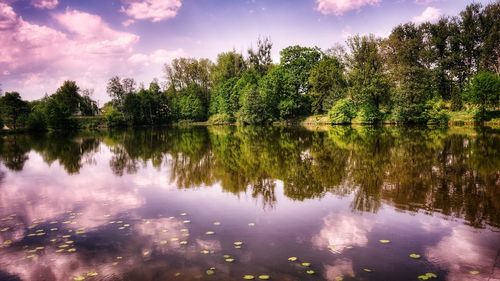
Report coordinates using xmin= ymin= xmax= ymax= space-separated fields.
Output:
xmin=0 ymin=126 xmax=498 ymax=281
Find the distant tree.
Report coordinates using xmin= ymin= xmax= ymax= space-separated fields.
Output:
xmin=211 ymin=51 xmax=246 ymax=86
xmin=464 ymin=72 xmax=500 ymax=120
xmin=0 ymin=92 xmax=30 ymax=129
xmin=309 ymin=56 xmax=347 ymax=114
xmin=247 ymin=37 xmax=273 ymax=75
xmin=280 ymin=45 xmax=323 ymax=95
xmin=347 ymin=35 xmax=390 ymax=122
xmin=53 ymin=81 xmax=81 ymax=114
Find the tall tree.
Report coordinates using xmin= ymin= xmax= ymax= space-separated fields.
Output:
xmin=308 ymin=56 xmax=347 ymax=114
xmin=247 ymin=37 xmax=273 ymax=75
xmin=0 ymin=92 xmax=29 ymax=129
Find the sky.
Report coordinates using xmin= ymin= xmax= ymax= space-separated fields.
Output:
xmin=0 ymin=0 xmax=493 ymax=103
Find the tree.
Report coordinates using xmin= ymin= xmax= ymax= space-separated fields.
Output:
xmin=0 ymin=92 xmax=29 ymax=129
xmin=309 ymin=56 xmax=347 ymax=114
xmin=211 ymin=51 xmax=246 ymax=86
xmin=464 ymin=72 xmax=500 ymax=120
xmin=347 ymin=35 xmax=390 ymax=122
xmin=280 ymin=45 xmax=323 ymax=95
xmin=247 ymin=37 xmax=273 ymax=75
xmin=53 ymin=81 xmax=81 ymax=114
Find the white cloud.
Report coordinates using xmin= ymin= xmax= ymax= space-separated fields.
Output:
xmin=315 ymin=0 xmax=380 ymax=16
xmin=412 ymin=6 xmax=441 ymax=24
xmin=121 ymin=0 xmax=182 ymax=22
xmin=31 ymin=0 xmax=58 ymax=9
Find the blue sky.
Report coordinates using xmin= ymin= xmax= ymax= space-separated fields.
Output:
xmin=0 ymin=0 xmax=492 ymax=102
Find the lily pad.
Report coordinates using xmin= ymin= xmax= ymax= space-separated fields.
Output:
xmin=73 ymin=276 xmax=85 ymax=281
xmin=213 ymin=222 xmax=221 ymax=226
xmin=288 ymin=256 xmax=298 ymax=262
xmin=306 ymin=270 xmax=315 ymax=275
xmin=301 ymin=262 xmax=311 ymax=267
xmin=469 ymin=270 xmax=480 ymax=275
xmin=379 ymin=240 xmax=391 ymax=244
xmin=418 ymin=272 xmax=438 ymax=280
xmin=243 ymin=275 xmax=255 ymax=280
xmin=363 ymin=268 xmax=372 ymax=272
xmin=86 ymin=272 xmax=98 ymax=277
xmin=225 ymin=258 xmax=235 ymax=263
xmin=409 ymin=253 xmax=421 ymax=259
xmin=206 ymin=269 xmax=215 ymax=276
xmin=206 ymin=231 xmax=215 ymax=235
xmin=258 ymin=275 xmax=270 ymax=280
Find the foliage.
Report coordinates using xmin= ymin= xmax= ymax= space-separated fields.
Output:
xmin=328 ymin=98 xmax=356 ymax=124
xmin=208 ymin=113 xmax=234 ymax=125
xmin=463 ymin=71 xmax=500 ymax=120
xmin=309 ymin=56 xmax=347 ymax=114
xmin=0 ymin=92 xmax=30 ymax=129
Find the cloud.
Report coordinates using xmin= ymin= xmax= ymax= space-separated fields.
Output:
xmin=412 ymin=6 xmax=441 ymax=24
xmin=0 ymin=4 xmax=180 ymax=100
xmin=31 ymin=0 xmax=58 ymax=9
xmin=315 ymin=0 xmax=380 ymax=16
xmin=121 ymin=0 xmax=182 ymax=22
xmin=415 ymin=0 xmax=439 ymax=4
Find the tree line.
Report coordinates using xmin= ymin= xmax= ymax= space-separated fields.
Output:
xmin=0 ymin=3 xmax=498 ymax=131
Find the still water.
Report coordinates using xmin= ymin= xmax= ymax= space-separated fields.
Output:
xmin=0 ymin=126 xmax=498 ymax=281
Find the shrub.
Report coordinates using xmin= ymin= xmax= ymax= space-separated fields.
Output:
xmin=425 ymin=99 xmax=449 ymax=125
xmin=27 ymin=110 xmax=48 ymax=131
xmin=328 ymin=98 xmax=356 ymax=124
xmin=208 ymin=113 xmax=234 ymax=125
xmin=105 ymin=107 xmax=126 ymax=127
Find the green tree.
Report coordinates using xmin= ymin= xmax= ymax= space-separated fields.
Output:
xmin=347 ymin=35 xmax=390 ymax=122
xmin=464 ymin=72 xmax=500 ymax=120
xmin=309 ymin=56 xmax=347 ymax=113
xmin=0 ymin=92 xmax=30 ymax=129
xmin=52 ymin=81 xmax=81 ymax=114
xmin=280 ymin=45 xmax=323 ymax=96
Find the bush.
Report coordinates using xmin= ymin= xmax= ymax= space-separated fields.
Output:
xmin=27 ymin=110 xmax=48 ymax=131
xmin=105 ymin=107 xmax=126 ymax=127
xmin=463 ymin=71 xmax=500 ymax=121
xmin=425 ymin=99 xmax=449 ymax=125
xmin=208 ymin=113 xmax=234 ymax=125
xmin=328 ymin=98 xmax=356 ymax=124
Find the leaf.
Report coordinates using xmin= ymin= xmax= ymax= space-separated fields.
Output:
xmin=206 ymin=269 xmax=215 ymax=276
xmin=206 ymin=231 xmax=215 ymax=235
xmin=469 ymin=270 xmax=480 ymax=275
xmin=213 ymin=221 xmax=221 ymax=225
xmin=73 ymin=276 xmax=85 ymax=281
xmin=287 ymin=256 xmax=298 ymax=262
xmin=301 ymin=262 xmax=311 ymax=267
xmin=248 ymin=223 xmax=255 ymax=227
xmin=379 ymin=239 xmax=391 ymax=244
xmin=306 ymin=270 xmax=315 ymax=275
xmin=86 ymin=272 xmax=98 ymax=277
xmin=258 ymin=275 xmax=270 ymax=280
xmin=234 ymin=241 xmax=243 ymax=246
xmin=363 ymin=268 xmax=372 ymax=272
xmin=225 ymin=258 xmax=235 ymax=263
xmin=242 ymin=275 xmax=255 ymax=280
xmin=201 ymin=249 xmax=210 ymax=254
xmin=409 ymin=253 xmax=421 ymax=259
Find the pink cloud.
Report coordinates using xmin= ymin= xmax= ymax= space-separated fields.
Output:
xmin=31 ymin=0 xmax=59 ymax=9
xmin=121 ymin=0 xmax=182 ymax=23
xmin=0 ymin=3 xmax=178 ymax=100
xmin=412 ymin=6 xmax=441 ymax=24
xmin=315 ymin=0 xmax=380 ymax=16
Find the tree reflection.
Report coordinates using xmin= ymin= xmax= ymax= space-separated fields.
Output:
xmin=0 ymin=126 xmax=498 ymax=227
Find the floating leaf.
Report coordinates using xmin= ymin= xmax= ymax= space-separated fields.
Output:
xmin=335 ymin=277 xmax=343 ymax=281
xmin=86 ymin=272 xmax=98 ymax=277
xmin=3 ymin=240 xmax=12 ymax=245
xmin=67 ymin=248 xmax=77 ymax=253
xmin=206 ymin=269 xmax=215 ymax=276
xmin=363 ymin=268 xmax=372 ymax=272
xmin=1 ymin=227 xmax=10 ymax=232
xmin=160 ymin=240 xmax=167 ymax=245
xmin=234 ymin=241 xmax=243 ymax=246
xmin=180 ymin=213 xmax=187 ymax=216
xmin=73 ymin=276 xmax=85 ymax=281
xmin=306 ymin=270 xmax=315 ymax=275
xmin=183 ymin=220 xmax=191 ymax=224
xmin=288 ymin=256 xmax=298 ymax=262
xmin=206 ymin=231 xmax=215 ymax=235
xmin=418 ymin=272 xmax=438 ymax=280
xmin=242 ymin=275 xmax=255 ymax=280
xmin=248 ymin=223 xmax=255 ymax=227
xmin=469 ymin=270 xmax=480 ymax=275
xmin=179 ymin=240 xmax=188 ymax=245
xmin=213 ymin=222 xmax=221 ymax=226
xmin=201 ymin=250 xmax=210 ymax=254
xmin=234 ymin=245 xmax=242 ymax=249
xmin=225 ymin=258 xmax=235 ymax=263
xmin=409 ymin=253 xmax=421 ymax=259
xmin=379 ymin=240 xmax=391 ymax=244
xmin=301 ymin=262 xmax=311 ymax=267
xmin=258 ymin=275 xmax=270 ymax=280
xmin=223 ymin=254 xmax=231 ymax=258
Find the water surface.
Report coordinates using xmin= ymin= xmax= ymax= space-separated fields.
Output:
xmin=0 ymin=126 xmax=499 ymax=281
